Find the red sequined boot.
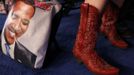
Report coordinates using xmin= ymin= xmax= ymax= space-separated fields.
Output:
xmin=100 ymin=1 xmax=128 ymax=48
xmin=73 ymin=3 xmax=119 ymax=75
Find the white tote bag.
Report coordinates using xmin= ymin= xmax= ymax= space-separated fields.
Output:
xmin=1 ymin=0 xmax=61 ymax=69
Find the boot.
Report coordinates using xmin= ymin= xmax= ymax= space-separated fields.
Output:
xmin=73 ymin=3 xmax=119 ymax=75
xmin=100 ymin=1 xmax=128 ymax=48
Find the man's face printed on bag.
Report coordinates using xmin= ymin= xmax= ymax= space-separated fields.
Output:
xmin=4 ymin=1 xmax=34 ymax=45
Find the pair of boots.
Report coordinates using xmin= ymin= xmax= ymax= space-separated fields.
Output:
xmin=73 ymin=1 xmax=128 ymax=75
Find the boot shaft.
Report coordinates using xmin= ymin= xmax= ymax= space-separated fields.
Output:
xmin=102 ymin=1 xmax=119 ymax=27
xmin=74 ymin=3 xmax=100 ymax=53
xmin=83 ymin=4 xmax=100 ymax=49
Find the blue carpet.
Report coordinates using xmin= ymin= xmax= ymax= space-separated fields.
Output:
xmin=0 ymin=8 xmax=134 ymax=75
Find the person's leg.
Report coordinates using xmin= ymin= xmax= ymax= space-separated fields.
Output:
xmin=100 ymin=0 xmax=128 ymax=48
xmin=73 ymin=0 xmax=119 ymax=75
xmin=85 ymin=0 xmax=107 ymax=13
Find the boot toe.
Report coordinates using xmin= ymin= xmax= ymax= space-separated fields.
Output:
xmin=94 ymin=66 xmax=119 ymax=75
xmin=111 ymin=40 xmax=128 ymax=48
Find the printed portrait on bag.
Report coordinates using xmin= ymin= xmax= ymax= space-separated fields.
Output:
xmin=5 ymin=0 xmax=34 ymax=45
xmin=1 ymin=0 xmax=62 ymax=68
xmin=5 ymin=1 xmax=34 ymax=44
xmin=2 ymin=0 xmax=37 ymax=68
